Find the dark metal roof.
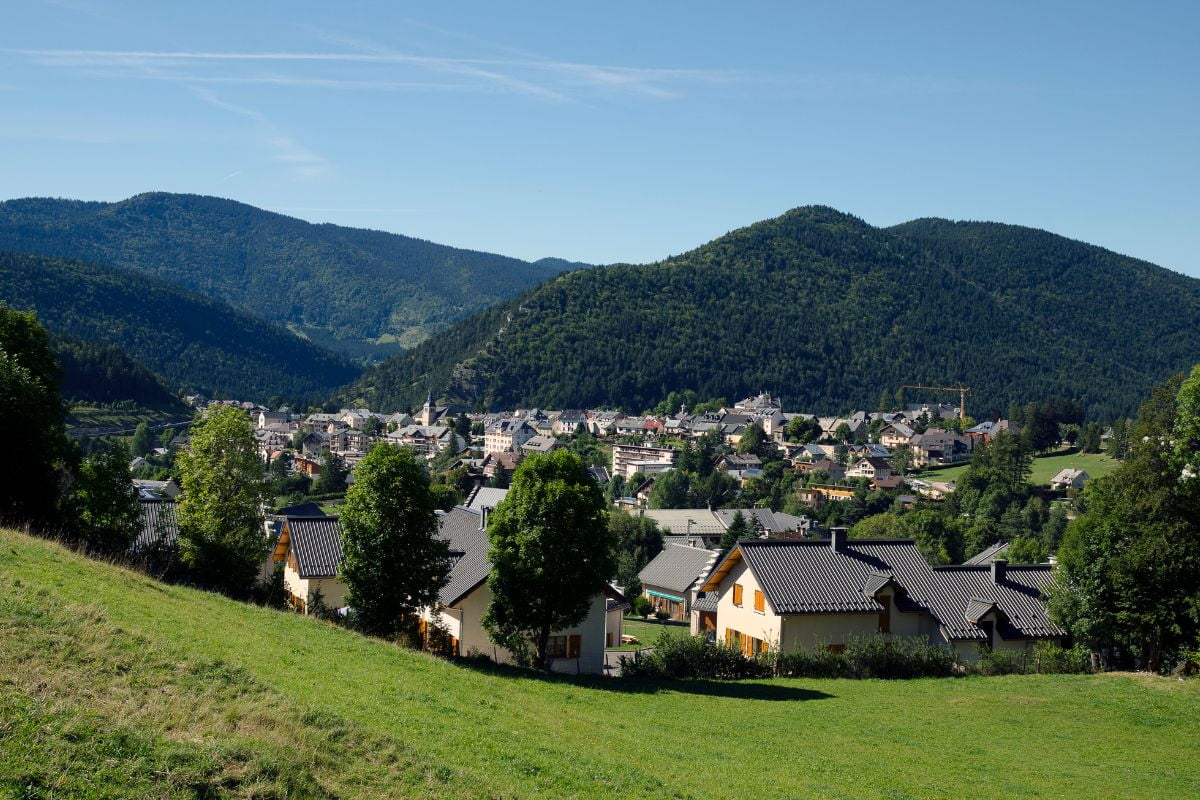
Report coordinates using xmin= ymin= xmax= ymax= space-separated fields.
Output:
xmin=274 ymin=501 xmax=327 ymax=518
xmin=436 ymin=507 xmax=491 ymax=606
xmin=723 ymin=539 xmax=1062 ymax=641
xmin=286 ymin=517 xmax=345 ymax=579
xmin=133 ymin=499 xmax=178 ymax=553
xmin=963 ymin=541 xmax=1010 ymax=565
xmin=931 ymin=565 xmax=1065 ymax=640
xmin=638 ymin=544 xmax=719 ymax=594
xmin=692 ymin=592 xmax=718 ymax=612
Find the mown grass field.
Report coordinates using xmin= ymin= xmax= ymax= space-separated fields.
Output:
xmin=2 ymin=528 xmax=1198 ymax=799
xmin=608 ymin=616 xmax=690 ymax=650
xmin=915 ymin=449 xmax=1121 ymax=486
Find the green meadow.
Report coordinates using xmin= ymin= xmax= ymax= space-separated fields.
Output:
xmin=2 ymin=528 xmax=1197 ymax=799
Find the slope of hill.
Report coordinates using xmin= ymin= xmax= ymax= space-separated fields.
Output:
xmin=0 ymin=252 xmax=359 ymax=402
xmin=4 ymin=528 xmax=1198 ymax=799
xmin=343 ymin=207 xmax=1200 ymax=418
xmin=0 ymin=193 xmax=581 ymax=356
xmin=51 ymin=332 xmax=186 ymax=410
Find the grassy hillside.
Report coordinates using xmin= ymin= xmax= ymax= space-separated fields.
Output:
xmin=344 ymin=207 xmax=1200 ymax=418
xmin=0 ymin=193 xmax=579 ymax=356
xmin=3 ymin=528 xmax=1198 ymax=799
xmin=0 ymin=251 xmax=359 ymax=403
xmin=916 ymin=449 xmax=1121 ymax=485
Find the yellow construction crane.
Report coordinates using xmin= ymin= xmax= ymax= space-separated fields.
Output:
xmin=901 ymin=383 xmax=972 ymax=420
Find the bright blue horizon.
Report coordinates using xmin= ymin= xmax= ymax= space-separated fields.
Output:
xmin=2 ymin=2 xmax=1198 ymax=276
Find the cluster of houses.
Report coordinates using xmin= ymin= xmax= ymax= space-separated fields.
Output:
xmin=638 ymin=530 xmax=1063 ymax=665
xmin=124 ymin=391 xmax=1079 ymax=674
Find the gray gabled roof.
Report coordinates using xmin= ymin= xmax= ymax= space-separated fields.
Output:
xmin=963 ymin=541 xmax=1010 ymax=565
xmin=286 ymin=517 xmax=345 ymax=579
xmin=712 ymin=539 xmax=1062 ymax=641
xmin=132 ymin=499 xmax=179 ymax=553
xmin=437 ymin=507 xmax=491 ymax=606
xmin=638 ymin=543 xmax=719 ymax=594
xmin=466 ymin=487 xmax=509 ymax=513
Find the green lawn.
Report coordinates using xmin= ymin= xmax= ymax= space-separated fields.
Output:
xmin=610 ymin=616 xmax=691 ymax=650
xmin=914 ymin=448 xmax=1121 ymax=486
xmin=3 ymin=529 xmax=1198 ymax=799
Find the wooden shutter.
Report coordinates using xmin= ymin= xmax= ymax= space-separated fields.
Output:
xmin=754 ymin=590 xmax=765 ymax=613
xmin=878 ymin=595 xmax=892 ymax=633
xmin=568 ymin=635 xmax=581 ymax=659
xmin=733 ymin=583 xmax=743 ymax=606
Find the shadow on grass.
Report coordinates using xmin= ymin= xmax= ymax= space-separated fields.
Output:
xmin=450 ymin=657 xmax=834 ymax=702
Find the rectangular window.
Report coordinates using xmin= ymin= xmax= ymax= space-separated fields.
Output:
xmin=567 ymin=635 xmax=581 ymax=659
xmin=878 ymin=594 xmax=892 ymax=633
xmin=733 ymin=583 xmax=744 ymax=607
xmin=754 ymin=590 xmax=765 ymax=613
xmin=547 ymin=635 xmax=567 ymax=658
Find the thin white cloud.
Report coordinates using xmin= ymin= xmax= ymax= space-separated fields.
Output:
xmin=5 ymin=47 xmax=741 ymax=101
xmin=193 ymin=88 xmax=331 ymax=180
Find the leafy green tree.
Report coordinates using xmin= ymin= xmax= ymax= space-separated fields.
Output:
xmin=889 ymin=444 xmax=914 ymax=476
xmin=878 ymin=389 xmax=892 ymax=414
xmin=898 ymin=509 xmax=965 ymax=565
xmin=736 ymin=423 xmax=771 ymax=458
xmin=131 ymin=422 xmax=155 ymax=458
xmin=177 ymin=405 xmax=270 ymax=594
xmin=340 ymin=444 xmax=449 ymax=638
xmin=1051 ymin=368 xmax=1200 ymax=672
xmin=647 ymin=469 xmax=691 ymax=509
xmin=0 ymin=304 xmax=74 ymax=529
xmin=720 ymin=509 xmax=753 ymax=551
xmin=614 ymin=551 xmax=643 ymax=598
xmin=850 ymin=512 xmax=901 ymax=539
xmin=834 ymin=422 xmax=852 ymax=443
xmin=1006 ymin=535 xmax=1047 ymax=564
xmin=608 ymin=511 xmax=663 ymax=564
xmin=74 ymin=444 xmax=141 ymax=553
xmin=314 ymin=448 xmax=348 ymax=494
xmin=487 ymin=464 xmax=511 ymax=489
xmin=483 ymin=450 xmax=615 ymax=670
xmin=785 ymin=415 xmax=820 ymax=444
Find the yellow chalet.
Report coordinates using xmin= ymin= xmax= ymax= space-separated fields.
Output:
xmin=701 ymin=530 xmax=1064 ymax=663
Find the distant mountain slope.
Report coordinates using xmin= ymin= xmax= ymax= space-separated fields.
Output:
xmin=342 ymin=207 xmax=1200 ymax=418
xmin=0 ymin=193 xmax=582 ymax=356
xmin=51 ymin=333 xmax=185 ymax=410
xmin=0 ymin=252 xmax=359 ymax=402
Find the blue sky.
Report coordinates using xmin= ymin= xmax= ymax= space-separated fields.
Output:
xmin=3 ymin=1 xmax=1198 ymax=276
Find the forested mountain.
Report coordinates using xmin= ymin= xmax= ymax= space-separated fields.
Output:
xmin=0 ymin=193 xmax=580 ymax=356
xmin=0 ymin=252 xmax=359 ymax=402
xmin=52 ymin=333 xmax=186 ymax=410
xmin=341 ymin=207 xmax=1200 ymax=418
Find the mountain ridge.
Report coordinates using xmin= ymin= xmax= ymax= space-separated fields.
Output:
xmin=0 ymin=192 xmax=585 ymax=357
xmin=340 ymin=206 xmax=1200 ymax=418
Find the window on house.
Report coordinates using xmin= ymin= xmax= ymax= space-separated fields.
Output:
xmin=733 ymin=583 xmax=744 ymax=607
xmin=878 ymin=594 xmax=892 ymax=633
xmin=568 ymin=635 xmax=581 ymax=659
xmin=547 ymin=635 xmax=568 ymax=658
xmin=754 ymin=590 xmax=765 ymax=613
xmin=979 ymin=620 xmax=994 ymax=652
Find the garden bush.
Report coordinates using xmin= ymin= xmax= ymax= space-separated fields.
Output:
xmin=620 ymin=633 xmax=773 ymax=680
xmin=1030 ymin=642 xmax=1091 ymax=674
xmin=976 ymin=648 xmax=1025 ymax=676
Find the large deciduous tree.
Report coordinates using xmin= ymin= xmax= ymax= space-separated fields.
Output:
xmin=74 ymin=443 xmax=142 ymax=553
xmin=1051 ymin=366 xmax=1200 ymax=672
xmin=177 ymin=404 xmax=270 ymax=594
xmin=0 ymin=303 xmax=74 ymax=529
xmin=483 ymin=450 xmax=616 ymax=669
xmin=340 ymin=444 xmax=449 ymax=638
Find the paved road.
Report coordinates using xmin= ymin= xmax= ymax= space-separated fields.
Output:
xmin=67 ymin=419 xmax=192 ymax=439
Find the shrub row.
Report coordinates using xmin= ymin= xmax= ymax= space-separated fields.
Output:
xmin=621 ymin=631 xmax=1092 ymax=680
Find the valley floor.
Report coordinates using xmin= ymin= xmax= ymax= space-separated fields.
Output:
xmin=1 ymin=528 xmax=1197 ymax=799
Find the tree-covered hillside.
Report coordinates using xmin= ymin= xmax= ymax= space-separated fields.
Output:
xmin=52 ymin=333 xmax=185 ymax=410
xmin=342 ymin=207 xmax=1200 ymax=418
xmin=0 ymin=252 xmax=359 ymax=402
xmin=0 ymin=193 xmax=580 ymax=356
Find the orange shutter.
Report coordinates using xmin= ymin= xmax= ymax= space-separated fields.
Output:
xmin=733 ymin=583 xmax=743 ymax=606
xmin=754 ymin=590 xmax=765 ymax=613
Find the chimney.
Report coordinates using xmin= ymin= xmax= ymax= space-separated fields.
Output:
xmin=991 ymin=558 xmax=1007 ymax=583
xmin=480 ymin=506 xmax=492 ymax=531
xmin=830 ymin=527 xmax=847 ymax=552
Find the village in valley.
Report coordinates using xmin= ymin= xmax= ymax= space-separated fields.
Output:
xmin=126 ymin=387 xmax=1119 ymax=676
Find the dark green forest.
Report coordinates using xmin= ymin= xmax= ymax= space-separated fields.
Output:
xmin=342 ymin=206 xmax=1200 ymax=418
xmin=0 ymin=193 xmax=577 ymax=357
xmin=52 ymin=333 xmax=185 ymax=410
xmin=0 ymin=251 xmax=359 ymax=402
